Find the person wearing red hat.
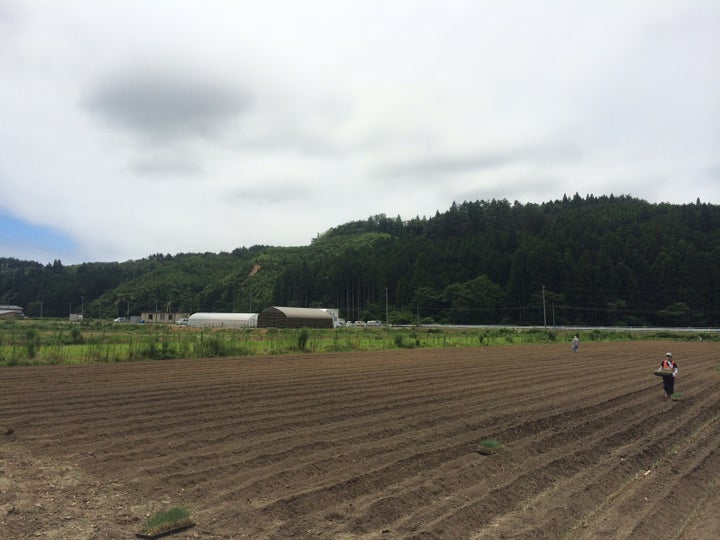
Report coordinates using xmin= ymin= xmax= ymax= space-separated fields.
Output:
xmin=659 ymin=352 xmax=678 ymax=399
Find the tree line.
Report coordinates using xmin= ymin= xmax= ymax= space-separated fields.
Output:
xmin=1 ymin=194 xmax=718 ymax=327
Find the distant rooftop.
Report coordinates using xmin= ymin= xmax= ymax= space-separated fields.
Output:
xmin=0 ymin=305 xmax=25 ymax=319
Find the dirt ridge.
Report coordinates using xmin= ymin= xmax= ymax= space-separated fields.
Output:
xmin=1 ymin=341 xmax=719 ymax=539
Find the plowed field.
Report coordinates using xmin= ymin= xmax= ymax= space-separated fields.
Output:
xmin=1 ymin=340 xmax=720 ymax=539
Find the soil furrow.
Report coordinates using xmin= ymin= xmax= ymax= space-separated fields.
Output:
xmin=1 ymin=341 xmax=718 ymax=539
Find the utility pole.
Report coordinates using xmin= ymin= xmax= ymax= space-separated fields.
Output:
xmin=542 ymin=286 xmax=547 ymax=329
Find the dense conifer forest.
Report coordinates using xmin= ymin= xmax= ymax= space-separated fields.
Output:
xmin=1 ymin=195 xmax=719 ymax=327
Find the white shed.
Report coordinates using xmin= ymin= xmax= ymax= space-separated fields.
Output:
xmin=187 ymin=312 xmax=258 ymax=328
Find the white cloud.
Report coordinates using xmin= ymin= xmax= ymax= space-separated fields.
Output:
xmin=0 ymin=0 xmax=718 ymax=264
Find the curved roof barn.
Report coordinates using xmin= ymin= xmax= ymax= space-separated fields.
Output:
xmin=188 ymin=312 xmax=257 ymax=328
xmin=257 ymin=307 xmax=334 ymax=329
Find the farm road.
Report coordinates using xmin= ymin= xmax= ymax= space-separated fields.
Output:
xmin=1 ymin=340 xmax=719 ymax=539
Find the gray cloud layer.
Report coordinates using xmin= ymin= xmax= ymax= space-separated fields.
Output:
xmin=85 ymin=68 xmax=251 ymax=141
xmin=0 ymin=0 xmax=718 ymax=264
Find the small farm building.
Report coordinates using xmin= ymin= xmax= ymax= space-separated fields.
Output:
xmin=140 ymin=311 xmax=190 ymax=324
xmin=0 ymin=305 xmax=25 ymax=319
xmin=188 ymin=312 xmax=258 ymax=328
xmin=257 ymin=306 xmax=335 ymax=329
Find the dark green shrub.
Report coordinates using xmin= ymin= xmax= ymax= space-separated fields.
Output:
xmin=25 ymin=329 xmax=40 ymax=359
xmin=143 ymin=341 xmax=176 ymax=360
xmin=197 ymin=334 xmax=227 ymax=357
xmin=70 ymin=326 xmax=85 ymax=344
xmin=297 ymin=329 xmax=310 ymax=351
xmin=394 ymin=334 xmax=417 ymax=349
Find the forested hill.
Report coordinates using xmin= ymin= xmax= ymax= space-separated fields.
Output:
xmin=1 ymin=195 xmax=719 ymax=327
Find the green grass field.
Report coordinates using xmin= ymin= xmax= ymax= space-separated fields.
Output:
xmin=0 ymin=318 xmax=714 ymax=367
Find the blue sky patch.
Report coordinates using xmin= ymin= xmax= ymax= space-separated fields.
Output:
xmin=0 ymin=212 xmax=77 ymax=253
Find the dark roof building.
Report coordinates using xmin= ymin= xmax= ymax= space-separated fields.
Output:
xmin=0 ymin=305 xmax=25 ymax=319
xmin=257 ymin=306 xmax=335 ymax=329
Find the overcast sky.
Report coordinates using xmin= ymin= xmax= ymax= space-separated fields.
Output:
xmin=1 ymin=1 xmax=718 ymax=265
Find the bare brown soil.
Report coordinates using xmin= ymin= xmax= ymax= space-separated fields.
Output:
xmin=1 ymin=340 xmax=720 ymax=539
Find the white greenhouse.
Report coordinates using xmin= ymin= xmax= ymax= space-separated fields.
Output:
xmin=187 ymin=312 xmax=258 ymax=328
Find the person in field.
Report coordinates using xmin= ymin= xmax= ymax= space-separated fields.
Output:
xmin=659 ymin=352 xmax=678 ymax=399
xmin=571 ymin=335 xmax=579 ymax=353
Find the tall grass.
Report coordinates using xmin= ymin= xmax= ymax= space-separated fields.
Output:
xmin=0 ymin=319 xmax=715 ymax=367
